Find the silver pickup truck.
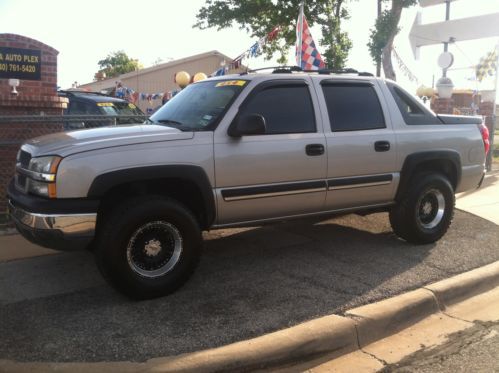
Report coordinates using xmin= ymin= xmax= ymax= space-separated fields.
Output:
xmin=8 ymin=69 xmax=490 ymax=299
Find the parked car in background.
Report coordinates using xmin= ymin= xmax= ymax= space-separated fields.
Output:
xmin=58 ymin=90 xmax=146 ymax=130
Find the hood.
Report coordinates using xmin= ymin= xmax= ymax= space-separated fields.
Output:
xmin=23 ymin=124 xmax=193 ymax=157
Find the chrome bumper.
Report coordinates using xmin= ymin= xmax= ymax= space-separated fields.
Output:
xmin=8 ymin=200 xmax=97 ymax=250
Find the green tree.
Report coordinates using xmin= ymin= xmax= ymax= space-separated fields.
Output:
xmin=96 ymin=51 xmax=142 ymax=79
xmin=368 ymin=0 xmax=417 ymax=80
xmin=194 ymin=0 xmax=352 ymax=70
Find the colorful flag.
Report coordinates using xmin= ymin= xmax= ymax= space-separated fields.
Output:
xmin=476 ymin=47 xmax=498 ymax=82
xmin=296 ymin=2 xmax=326 ymax=70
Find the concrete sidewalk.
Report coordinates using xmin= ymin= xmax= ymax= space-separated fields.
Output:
xmin=456 ymin=166 xmax=499 ymax=225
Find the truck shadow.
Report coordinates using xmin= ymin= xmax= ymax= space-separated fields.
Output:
xmin=2 ymin=211 xmax=499 ymax=362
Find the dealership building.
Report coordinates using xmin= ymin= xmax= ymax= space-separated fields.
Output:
xmin=78 ymin=50 xmax=238 ymax=113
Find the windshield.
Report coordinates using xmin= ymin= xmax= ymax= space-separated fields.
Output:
xmin=149 ymin=79 xmax=248 ymax=131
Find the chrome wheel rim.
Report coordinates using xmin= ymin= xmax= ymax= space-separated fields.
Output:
xmin=126 ymin=221 xmax=182 ymax=278
xmin=417 ymin=189 xmax=445 ymax=229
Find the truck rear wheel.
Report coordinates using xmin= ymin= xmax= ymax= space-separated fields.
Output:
xmin=95 ymin=196 xmax=202 ymax=299
xmin=389 ymin=173 xmax=455 ymax=244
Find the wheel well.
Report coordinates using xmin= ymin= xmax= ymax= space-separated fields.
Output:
xmin=397 ymin=158 xmax=459 ymax=201
xmin=410 ymin=159 xmax=458 ymax=189
xmin=97 ymin=178 xmax=210 ymax=229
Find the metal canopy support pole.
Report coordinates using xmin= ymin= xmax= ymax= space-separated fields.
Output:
xmin=442 ymin=0 xmax=451 ymax=77
xmin=296 ymin=0 xmax=305 ymax=68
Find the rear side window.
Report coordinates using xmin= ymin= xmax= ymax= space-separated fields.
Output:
xmin=322 ymin=83 xmax=385 ymax=131
xmin=387 ymin=83 xmax=441 ymax=125
xmin=240 ymin=84 xmax=316 ymax=134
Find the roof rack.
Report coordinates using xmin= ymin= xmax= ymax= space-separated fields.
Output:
xmin=241 ymin=66 xmax=373 ymax=77
xmin=58 ymin=90 xmax=110 ymax=97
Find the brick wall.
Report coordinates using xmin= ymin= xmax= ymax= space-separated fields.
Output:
xmin=431 ymin=98 xmax=454 ymax=114
xmin=0 ymin=33 xmax=58 ymax=98
xmin=0 ymin=34 xmax=67 ymax=214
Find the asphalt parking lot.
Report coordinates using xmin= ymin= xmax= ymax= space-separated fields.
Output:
xmin=1 ymin=210 xmax=499 ymax=363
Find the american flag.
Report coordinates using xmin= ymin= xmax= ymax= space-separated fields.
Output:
xmin=296 ymin=2 xmax=326 ymax=70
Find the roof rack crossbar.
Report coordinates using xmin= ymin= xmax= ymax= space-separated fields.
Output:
xmin=241 ymin=66 xmax=373 ymax=77
xmin=58 ymin=90 xmax=110 ymax=97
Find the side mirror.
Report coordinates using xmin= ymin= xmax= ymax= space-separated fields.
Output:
xmin=228 ymin=114 xmax=266 ymax=137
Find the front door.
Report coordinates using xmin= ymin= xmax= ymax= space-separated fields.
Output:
xmin=214 ymin=79 xmax=327 ymax=225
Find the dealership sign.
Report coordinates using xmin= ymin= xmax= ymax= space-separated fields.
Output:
xmin=0 ymin=47 xmax=41 ymax=80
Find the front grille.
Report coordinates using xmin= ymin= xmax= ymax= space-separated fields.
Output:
xmin=17 ymin=174 xmax=27 ymax=189
xmin=19 ymin=150 xmax=31 ymax=168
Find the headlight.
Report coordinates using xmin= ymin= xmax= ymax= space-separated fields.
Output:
xmin=26 ymin=156 xmax=62 ymax=198
xmin=28 ymin=179 xmax=53 ymax=197
xmin=29 ymin=156 xmax=62 ymax=175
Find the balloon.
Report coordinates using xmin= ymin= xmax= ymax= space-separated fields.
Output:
xmin=193 ymin=72 xmax=208 ymax=83
xmin=423 ymin=87 xmax=435 ymax=98
xmin=416 ymin=85 xmax=435 ymax=98
xmin=175 ymin=71 xmax=191 ymax=88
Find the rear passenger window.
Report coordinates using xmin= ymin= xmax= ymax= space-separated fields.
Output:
xmin=240 ymin=84 xmax=316 ymax=134
xmin=387 ymin=83 xmax=441 ymax=125
xmin=322 ymin=83 xmax=385 ymax=131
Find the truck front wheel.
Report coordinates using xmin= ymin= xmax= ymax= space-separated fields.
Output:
xmin=389 ymin=173 xmax=455 ymax=244
xmin=95 ymin=196 xmax=202 ymax=299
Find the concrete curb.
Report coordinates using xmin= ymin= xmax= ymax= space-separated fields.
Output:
xmin=2 ymin=260 xmax=499 ymax=373
xmin=345 ymin=288 xmax=439 ymax=348
xmin=424 ymin=261 xmax=499 ymax=309
xmin=146 ymin=315 xmax=358 ymax=372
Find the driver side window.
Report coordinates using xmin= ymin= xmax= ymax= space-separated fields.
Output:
xmin=239 ymin=84 xmax=316 ymax=134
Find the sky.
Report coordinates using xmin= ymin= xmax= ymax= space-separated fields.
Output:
xmin=0 ymin=0 xmax=498 ymax=98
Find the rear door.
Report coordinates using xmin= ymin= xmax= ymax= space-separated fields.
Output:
xmin=315 ymin=78 xmax=398 ymax=210
xmin=214 ymin=78 xmax=327 ymax=225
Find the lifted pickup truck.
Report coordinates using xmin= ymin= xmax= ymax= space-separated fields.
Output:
xmin=8 ymin=68 xmax=490 ymax=299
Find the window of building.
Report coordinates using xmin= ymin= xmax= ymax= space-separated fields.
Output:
xmin=322 ymin=83 xmax=385 ymax=131
xmin=240 ymin=84 xmax=316 ymax=134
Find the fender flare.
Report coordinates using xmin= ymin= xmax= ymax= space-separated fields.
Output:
xmin=396 ymin=150 xmax=461 ymax=201
xmin=87 ymin=165 xmax=216 ymax=227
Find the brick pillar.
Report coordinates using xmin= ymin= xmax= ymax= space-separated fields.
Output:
xmin=431 ymin=98 xmax=454 ymax=114
xmin=0 ymin=34 xmax=68 ymax=214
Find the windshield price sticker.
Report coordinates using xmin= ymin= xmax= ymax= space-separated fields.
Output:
xmin=97 ymin=103 xmax=114 ymax=107
xmin=215 ymin=80 xmax=247 ymax=87
xmin=0 ymin=47 xmax=41 ymax=80
xmin=128 ymin=103 xmax=137 ymax=109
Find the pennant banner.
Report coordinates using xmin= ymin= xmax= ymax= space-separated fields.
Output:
xmin=392 ymin=48 xmax=419 ymax=85
xmin=115 ymin=82 xmax=179 ymax=103
xmin=476 ymin=47 xmax=498 ymax=82
xmin=211 ymin=26 xmax=280 ymax=76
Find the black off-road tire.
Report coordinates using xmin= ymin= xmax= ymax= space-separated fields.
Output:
xmin=389 ymin=173 xmax=455 ymax=244
xmin=95 ymin=195 xmax=202 ymax=300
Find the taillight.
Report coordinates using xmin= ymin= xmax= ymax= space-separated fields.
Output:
xmin=478 ymin=122 xmax=490 ymax=155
